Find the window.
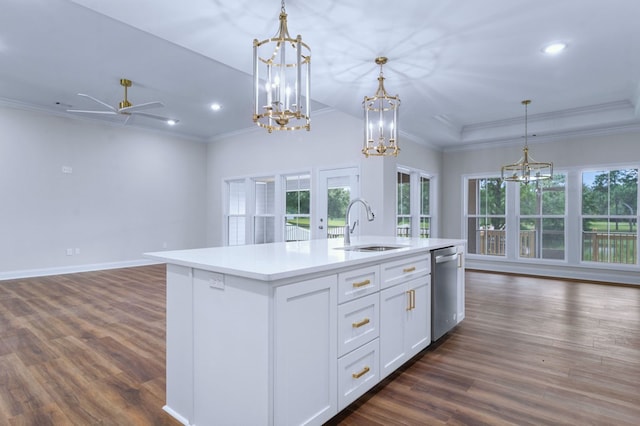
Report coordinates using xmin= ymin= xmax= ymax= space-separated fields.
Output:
xmin=284 ymin=174 xmax=311 ymax=241
xmin=581 ymin=168 xmax=638 ymax=264
xmin=466 ymin=177 xmax=506 ymax=256
xmin=227 ymin=180 xmax=246 ymax=246
xmin=396 ymin=168 xmax=433 ymax=238
xmin=519 ymin=174 xmax=566 ymax=260
xmin=254 ymin=177 xmax=275 ymax=244
xmin=420 ymin=176 xmax=431 ymax=238
xmin=397 ymin=171 xmax=411 ymax=237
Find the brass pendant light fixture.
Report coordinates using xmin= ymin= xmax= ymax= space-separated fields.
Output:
xmin=362 ymin=57 xmax=400 ymax=157
xmin=501 ymin=100 xmax=553 ymax=183
xmin=253 ymin=0 xmax=311 ymax=133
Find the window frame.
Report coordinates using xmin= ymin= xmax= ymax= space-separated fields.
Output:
xmin=396 ymin=166 xmax=436 ymax=239
xmin=517 ymin=173 xmax=568 ymax=262
xmin=580 ymin=167 xmax=638 ymax=265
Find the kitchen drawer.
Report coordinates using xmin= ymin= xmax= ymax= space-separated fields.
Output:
xmin=381 ymin=254 xmax=430 ymax=289
xmin=338 ymin=264 xmax=380 ymax=304
xmin=337 ymin=338 xmax=380 ymax=411
xmin=337 ymin=293 xmax=379 ymax=357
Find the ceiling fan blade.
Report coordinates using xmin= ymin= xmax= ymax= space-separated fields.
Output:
xmin=120 ymin=101 xmax=164 ymax=113
xmin=76 ymin=93 xmax=117 ymax=111
xmin=66 ymin=109 xmax=118 ymax=115
xmin=132 ymin=111 xmax=178 ymax=123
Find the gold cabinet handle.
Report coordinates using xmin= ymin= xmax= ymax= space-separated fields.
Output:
xmin=402 ymin=266 xmax=416 ymax=273
xmin=406 ymin=289 xmax=416 ymax=310
xmin=352 ymin=366 xmax=370 ymax=379
xmin=352 ymin=279 xmax=371 ymax=288
xmin=352 ymin=318 xmax=370 ymax=328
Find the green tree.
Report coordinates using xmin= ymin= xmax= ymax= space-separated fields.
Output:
xmin=327 ymin=188 xmax=350 ymax=222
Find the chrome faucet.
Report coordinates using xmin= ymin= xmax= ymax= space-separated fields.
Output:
xmin=344 ymin=198 xmax=375 ymax=245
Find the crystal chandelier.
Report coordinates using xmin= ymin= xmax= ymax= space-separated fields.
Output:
xmin=253 ymin=0 xmax=310 ymax=133
xmin=501 ymin=100 xmax=553 ymax=183
xmin=362 ymin=57 xmax=400 ymax=157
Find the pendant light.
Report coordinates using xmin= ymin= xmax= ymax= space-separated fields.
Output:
xmin=253 ymin=0 xmax=311 ymax=133
xmin=501 ymin=100 xmax=553 ymax=183
xmin=362 ymin=57 xmax=400 ymax=157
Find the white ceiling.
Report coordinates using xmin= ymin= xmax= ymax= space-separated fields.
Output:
xmin=1 ymin=0 xmax=639 ymax=148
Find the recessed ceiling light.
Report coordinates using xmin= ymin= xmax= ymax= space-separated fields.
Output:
xmin=542 ymin=42 xmax=567 ymax=54
xmin=167 ymin=119 xmax=177 ymax=126
xmin=210 ymin=103 xmax=221 ymax=111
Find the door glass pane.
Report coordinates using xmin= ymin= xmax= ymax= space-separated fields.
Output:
xmin=327 ymin=176 xmax=351 ymax=239
xmin=284 ymin=174 xmax=310 ymax=241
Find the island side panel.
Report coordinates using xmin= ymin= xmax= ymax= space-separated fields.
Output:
xmin=193 ymin=271 xmax=271 ymax=425
xmin=165 ymin=264 xmax=194 ymax=424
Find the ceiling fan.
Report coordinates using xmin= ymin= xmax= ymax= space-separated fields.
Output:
xmin=67 ymin=78 xmax=178 ymax=124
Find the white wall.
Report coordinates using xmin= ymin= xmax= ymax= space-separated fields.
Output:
xmin=0 ymin=106 xmax=207 ymax=278
xmin=441 ymin=129 xmax=640 ymax=284
xmin=206 ymin=109 xmax=442 ymax=246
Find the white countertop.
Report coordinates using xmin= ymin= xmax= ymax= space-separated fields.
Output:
xmin=144 ymin=236 xmax=465 ymax=281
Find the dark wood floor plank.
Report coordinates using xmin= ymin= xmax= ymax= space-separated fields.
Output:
xmin=1 ymin=266 xmax=639 ymax=425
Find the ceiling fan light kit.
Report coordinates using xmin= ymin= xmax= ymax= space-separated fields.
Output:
xmin=252 ymin=0 xmax=311 ymax=133
xmin=67 ymin=78 xmax=178 ymax=125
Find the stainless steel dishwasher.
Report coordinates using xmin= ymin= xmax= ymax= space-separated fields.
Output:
xmin=431 ymin=246 xmax=458 ymax=341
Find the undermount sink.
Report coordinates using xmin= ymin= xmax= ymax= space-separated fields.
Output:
xmin=337 ymin=244 xmax=407 ymax=252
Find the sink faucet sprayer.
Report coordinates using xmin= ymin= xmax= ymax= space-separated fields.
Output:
xmin=344 ymin=198 xmax=375 ymax=245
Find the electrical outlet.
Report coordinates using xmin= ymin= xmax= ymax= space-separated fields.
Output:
xmin=62 ymin=166 xmax=73 ymax=174
xmin=66 ymin=248 xmax=73 ymax=256
xmin=75 ymin=248 xmax=80 ymax=255
xmin=208 ymin=274 xmax=225 ymax=290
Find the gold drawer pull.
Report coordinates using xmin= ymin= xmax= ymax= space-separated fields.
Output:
xmin=352 ymin=279 xmax=371 ymax=288
xmin=352 ymin=318 xmax=370 ymax=328
xmin=352 ymin=366 xmax=370 ymax=379
xmin=403 ymin=266 xmax=416 ymax=273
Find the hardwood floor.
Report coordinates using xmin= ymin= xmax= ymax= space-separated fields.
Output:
xmin=331 ymin=271 xmax=640 ymax=425
xmin=1 ymin=266 xmax=639 ymax=425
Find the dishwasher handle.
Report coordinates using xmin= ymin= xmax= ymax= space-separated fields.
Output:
xmin=435 ymin=253 xmax=458 ymax=264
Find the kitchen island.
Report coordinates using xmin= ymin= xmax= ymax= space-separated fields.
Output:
xmin=145 ymin=236 xmax=465 ymax=426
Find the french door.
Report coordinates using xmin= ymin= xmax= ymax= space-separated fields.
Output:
xmin=315 ymin=168 xmax=359 ymax=239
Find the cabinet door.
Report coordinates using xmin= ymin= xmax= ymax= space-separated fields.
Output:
xmin=379 ymin=283 xmax=409 ymax=379
xmin=405 ymin=276 xmax=431 ymax=359
xmin=274 ymin=275 xmax=337 ymax=426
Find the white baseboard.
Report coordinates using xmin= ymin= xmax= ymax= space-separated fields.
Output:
xmin=163 ymin=405 xmax=190 ymax=425
xmin=0 ymin=259 xmax=163 ymax=281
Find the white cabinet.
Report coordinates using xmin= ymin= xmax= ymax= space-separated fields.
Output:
xmin=456 ymin=244 xmax=465 ymax=324
xmin=379 ymin=255 xmax=431 ymax=380
xmin=161 ymin=245 xmax=461 ymax=426
xmin=337 ymin=338 xmax=380 ymax=410
xmin=274 ymin=275 xmax=337 ymax=426
xmin=336 ymin=266 xmax=381 ymax=410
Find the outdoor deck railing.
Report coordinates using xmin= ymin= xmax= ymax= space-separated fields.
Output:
xmin=474 ymin=229 xmax=637 ymax=264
